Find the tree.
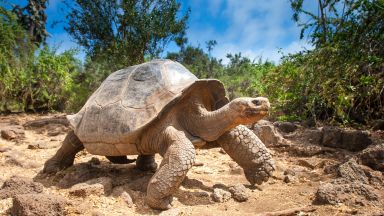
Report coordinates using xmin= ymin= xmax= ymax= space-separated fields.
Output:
xmin=66 ymin=0 xmax=189 ymax=69
xmin=12 ymin=0 xmax=48 ymax=46
xmin=166 ymin=43 xmax=223 ymax=79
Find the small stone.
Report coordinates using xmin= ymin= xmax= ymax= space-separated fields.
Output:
xmin=0 ymin=126 xmax=24 ymax=140
xmin=211 ymin=188 xmax=231 ymax=203
xmin=219 ymin=148 xmax=226 ymax=154
xmin=1 ymin=130 xmax=17 ymax=140
xmin=11 ymin=193 xmax=67 ymax=216
xmin=47 ymin=130 xmax=61 ymax=137
xmin=89 ymin=157 xmax=101 ymax=165
xmin=0 ymin=144 xmax=11 ymax=152
xmin=228 ymin=184 xmax=249 ymax=202
xmin=298 ymin=159 xmax=315 ymax=169
xmin=0 ymin=176 xmax=43 ymax=199
xmin=69 ymin=177 xmax=112 ymax=197
xmin=284 ymin=175 xmax=295 ymax=183
xmin=283 ymin=169 xmax=296 ymax=176
xmin=120 ymin=191 xmax=133 ymax=207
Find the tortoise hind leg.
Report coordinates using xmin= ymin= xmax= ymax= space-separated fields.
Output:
xmin=136 ymin=155 xmax=158 ymax=171
xmin=106 ymin=156 xmax=136 ymax=164
xmin=43 ymin=131 xmax=84 ymax=174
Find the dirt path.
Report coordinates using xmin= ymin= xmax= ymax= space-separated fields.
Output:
xmin=0 ymin=114 xmax=383 ymax=215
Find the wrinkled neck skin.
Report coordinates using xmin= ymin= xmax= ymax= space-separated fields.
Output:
xmin=138 ymin=93 xmax=245 ymax=155
xmin=178 ymin=98 xmax=240 ymax=142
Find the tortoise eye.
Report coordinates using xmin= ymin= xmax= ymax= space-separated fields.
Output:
xmin=252 ymin=99 xmax=262 ymax=106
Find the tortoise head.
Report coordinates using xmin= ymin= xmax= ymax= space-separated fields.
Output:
xmin=229 ymin=97 xmax=270 ymax=124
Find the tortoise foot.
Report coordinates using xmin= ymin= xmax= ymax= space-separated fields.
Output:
xmin=106 ymin=156 xmax=136 ymax=164
xmin=244 ymin=161 xmax=275 ymax=186
xmin=136 ymin=155 xmax=158 ymax=171
xmin=43 ymin=157 xmax=74 ymax=174
xmin=145 ymin=195 xmax=172 ymax=210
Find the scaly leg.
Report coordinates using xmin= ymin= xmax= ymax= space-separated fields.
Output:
xmin=145 ymin=127 xmax=195 ymax=210
xmin=217 ymin=125 xmax=275 ymax=185
xmin=43 ymin=130 xmax=84 ymax=173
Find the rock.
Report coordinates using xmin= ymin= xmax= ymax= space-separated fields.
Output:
xmin=358 ymin=144 xmax=384 ymax=172
xmin=0 ymin=176 xmax=43 ymax=199
xmin=0 ymin=143 xmax=11 ymax=152
xmin=315 ymin=180 xmax=379 ymax=205
xmin=321 ymin=127 xmax=342 ymax=149
xmin=297 ymin=159 xmax=316 ymax=169
xmin=321 ymin=127 xmax=372 ymax=151
xmin=69 ymin=177 xmax=113 ymax=197
xmin=372 ymin=119 xmax=384 ymax=131
xmin=341 ymin=130 xmax=372 ymax=151
xmin=1 ymin=130 xmax=17 ymax=140
xmin=1 ymin=125 xmax=25 ymax=140
xmin=283 ymin=169 xmax=296 ymax=176
xmin=273 ymin=121 xmax=298 ymax=133
xmin=284 ymin=175 xmax=295 ymax=183
xmin=253 ymin=120 xmax=285 ymax=146
xmin=303 ymin=129 xmax=323 ymax=145
xmin=120 ymin=191 xmax=134 ymax=207
xmin=47 ymin=129 xmax=61 ymax=137
xmin=11 ymin=193 xmax=67 ymax=216
xmin=23 ymin=116 xmax=69 ymax=128
xmin=211 ymin=188 xmax=231 ymax=203
xmin=228 ymin=184 xmax=249 ymax=202
xmin=337 ymin=159 xmax=369 ymax=184
xmin=159 ymin=208 xmax=182 ymax=216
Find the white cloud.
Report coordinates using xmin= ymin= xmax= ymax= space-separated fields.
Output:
xmin=184 ymin=0 xmax=314 ymax=65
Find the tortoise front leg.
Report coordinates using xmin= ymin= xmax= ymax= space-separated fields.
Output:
xmin=145 ymin=127 xmax=195 ymax=210
xmin=216 ymin=125 xmax=275 ymax=185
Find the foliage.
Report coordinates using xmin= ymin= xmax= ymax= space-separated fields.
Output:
xmin=66 ymin=0 xmax=189 ymax=70
xmin=0 ymin=6 xmax=81 ymax=112
xmin=264 ymin=0 xmax=384 ymax=124
xmin=167 ymin=43 xmax=223 ymax=79
xmin=167 ymin=44 xmax=275 ymax=99
xmin=12 ymin=0 xmax=48 ymax=46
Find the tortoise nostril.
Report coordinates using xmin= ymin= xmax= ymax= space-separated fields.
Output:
xmin=252 ymin=99 xmax=262 ymax=106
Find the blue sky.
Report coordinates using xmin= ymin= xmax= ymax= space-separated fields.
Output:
xmin=6 ymin=0 xmax=315 ymax=64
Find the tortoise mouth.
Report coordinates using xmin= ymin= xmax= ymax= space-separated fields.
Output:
xmin=244 ymin=108 xmax=269 ymax=116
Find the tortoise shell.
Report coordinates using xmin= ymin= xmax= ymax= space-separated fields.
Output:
xmin=67 ymin=59 xmax=227 ymax=155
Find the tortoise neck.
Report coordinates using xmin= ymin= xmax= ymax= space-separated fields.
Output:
xmin=180 ymin=100 xmax=239 ymax=142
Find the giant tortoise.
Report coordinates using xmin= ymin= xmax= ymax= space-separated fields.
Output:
xmin=44 ymin=59 xmax=275 ymax=209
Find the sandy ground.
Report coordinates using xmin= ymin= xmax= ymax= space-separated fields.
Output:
xmin=0 ymin=114 xmax=383 ymax=216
